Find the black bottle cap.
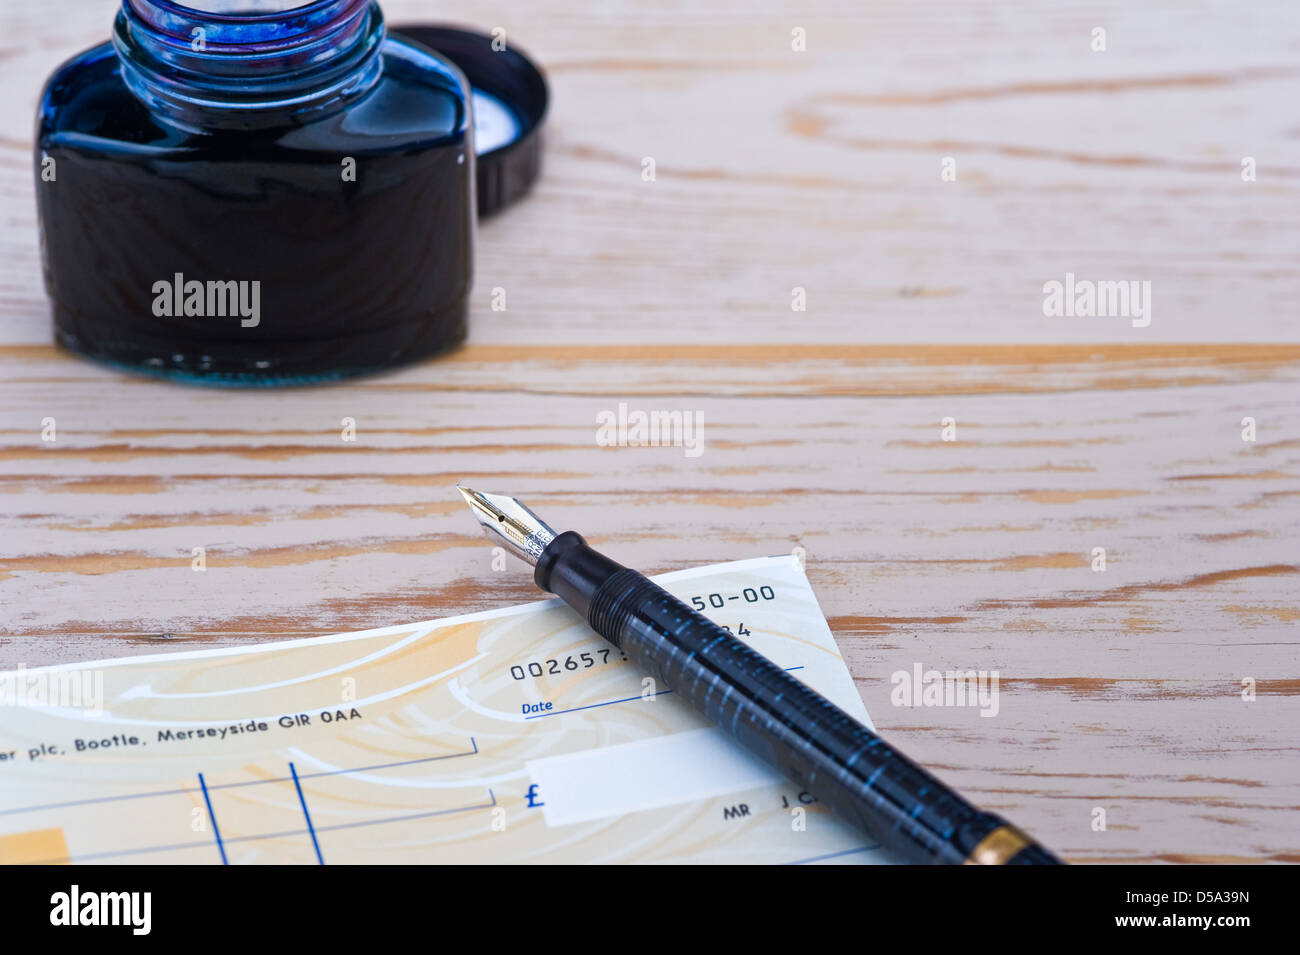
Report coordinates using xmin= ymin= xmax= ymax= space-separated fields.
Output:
xmin=392 ymin=24 xmax=548 ymax=218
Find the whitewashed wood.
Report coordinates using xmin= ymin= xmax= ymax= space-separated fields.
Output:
xmin=2 ymin=1 xmax=1298 ymax=346
xmin=0 ymin=0 xmax=1298 ymax=864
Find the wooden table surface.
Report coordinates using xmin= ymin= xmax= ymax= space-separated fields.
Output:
xmin=2 ymin=0 xmax=1298 ymax=863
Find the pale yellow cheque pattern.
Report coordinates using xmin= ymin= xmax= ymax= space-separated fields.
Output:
xmin=0 ymin=557 xmax=890 ymax=864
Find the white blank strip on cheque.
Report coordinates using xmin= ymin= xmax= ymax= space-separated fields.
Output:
xmin=525 ymin=727 xmax=786 ymax=827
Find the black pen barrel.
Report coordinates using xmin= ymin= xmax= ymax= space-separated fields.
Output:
xmin=534 ymin=530 xmax=1062 ymax=865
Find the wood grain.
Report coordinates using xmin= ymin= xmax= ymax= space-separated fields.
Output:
xmin=1 ymin=0 xmax=1298 ymax=864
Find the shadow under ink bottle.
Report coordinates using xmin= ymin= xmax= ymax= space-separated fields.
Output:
xmin=36 ymin=0 xmax=475 ymax=384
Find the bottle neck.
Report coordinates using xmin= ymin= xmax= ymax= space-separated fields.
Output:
xmin=113 ymin=0 xmax=385 ymax=127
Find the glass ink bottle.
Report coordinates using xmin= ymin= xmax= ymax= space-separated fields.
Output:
xmin=35 ymin=0 xmax=474 ymax=384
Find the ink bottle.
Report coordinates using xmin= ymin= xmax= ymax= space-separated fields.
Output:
xmin=35 ymin=0 xmax=475 ymax=384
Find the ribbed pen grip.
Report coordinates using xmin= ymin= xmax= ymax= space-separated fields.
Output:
xmin=587 ymin=567 xmax=655 ymax=649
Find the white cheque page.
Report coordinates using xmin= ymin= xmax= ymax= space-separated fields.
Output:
xmin=0 ymin=556 xmax=891 ymax=864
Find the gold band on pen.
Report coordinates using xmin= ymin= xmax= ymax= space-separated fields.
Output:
xmin=963 ymin=824 xmax=1033 ymax=865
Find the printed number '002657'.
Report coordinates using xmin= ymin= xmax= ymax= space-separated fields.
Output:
xmin=509 ymin=648 xmax=620 ymax=681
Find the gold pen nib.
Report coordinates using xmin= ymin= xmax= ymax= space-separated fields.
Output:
xmin=456 ymin=484 xmax=558 ymax=566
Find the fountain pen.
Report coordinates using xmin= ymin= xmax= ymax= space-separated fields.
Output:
xmin=457 ymin=485 xmax=1063 ymax=865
